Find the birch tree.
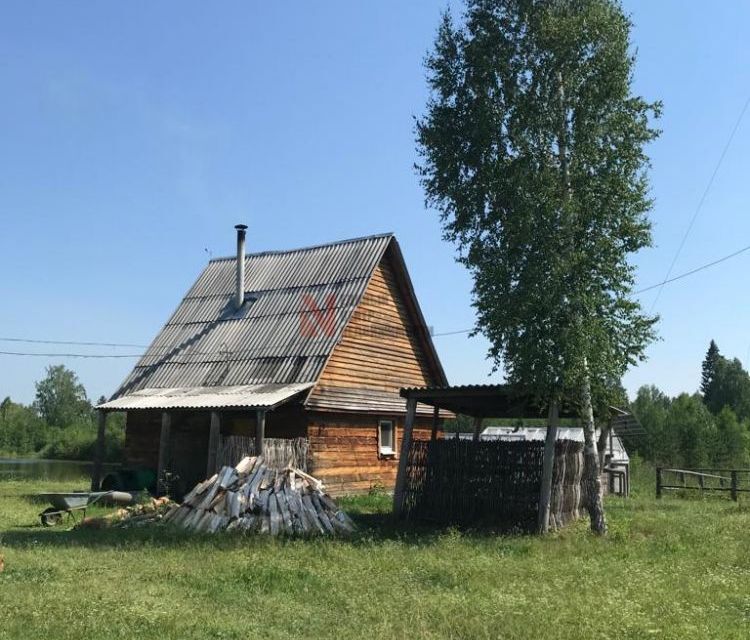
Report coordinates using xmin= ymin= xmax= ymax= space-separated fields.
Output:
xmin=416 ymin=0 xmax=659 ymax=533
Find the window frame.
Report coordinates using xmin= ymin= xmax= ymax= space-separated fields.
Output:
xmin=378 ymin=419 xmax=396 ymax=458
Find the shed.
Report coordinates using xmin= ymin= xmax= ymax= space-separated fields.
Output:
xmin=94 ymin=227 xmax=448 ymax=496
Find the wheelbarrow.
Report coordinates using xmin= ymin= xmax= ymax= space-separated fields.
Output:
xmin=36 ymin=491 xmax=134 ymax=527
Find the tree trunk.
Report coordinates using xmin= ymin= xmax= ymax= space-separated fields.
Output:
xmin=581 ymin=373 xmax=607 ymax=534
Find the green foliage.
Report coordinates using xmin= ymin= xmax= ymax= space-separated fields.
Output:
xmin=34 ymin=364 xmax=91 ymax=428
xmin=632 ymin=385 xmax=750 ymax=469
xmin=0 ymin=365 xmax=124 ymax=462
xmin=714 ymin=407 xmax=750 ymax=468
xmin=701 ymin=339 xmax=720 ymax=399
xmin=0 ymin=400 xmax=47 ymax=456
xmin=666 ymin=394 xmax=715 ymax=469
xmin=704 ymin=356 xmax=750 ymax=421
xmin=416 ymin=0 xmax=660 ymax=402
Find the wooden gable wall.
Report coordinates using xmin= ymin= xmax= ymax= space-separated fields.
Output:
xmin=305 ymin=246 xmax=441 ymax=494
xmin=311 ymin=248 xmax=437 ymax=396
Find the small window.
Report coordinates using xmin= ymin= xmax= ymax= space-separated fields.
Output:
xmin=378 ymin=420 xmax=395 ymax=456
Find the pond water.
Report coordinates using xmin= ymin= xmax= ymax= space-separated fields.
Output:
xmin=0 ymin=458 xmax=119 ymax=482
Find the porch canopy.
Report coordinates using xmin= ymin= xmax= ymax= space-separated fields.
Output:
xmin=96 ymin=382 xmax=314 ymax=412
xmin=393 ymin=383 xmax=575 ymax=520
xmin=398 ymin=383 xmax=579 ymax=423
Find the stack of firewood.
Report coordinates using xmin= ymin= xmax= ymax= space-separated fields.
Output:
xmin=163 ymin=456 xmax=356 ymax=537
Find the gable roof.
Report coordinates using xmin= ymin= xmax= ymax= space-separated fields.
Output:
xmin=101 ymin=233 xmax=446 ymax=411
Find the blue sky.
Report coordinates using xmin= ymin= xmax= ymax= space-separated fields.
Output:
xmin=1 ymin=1 xmax=749 ymax=405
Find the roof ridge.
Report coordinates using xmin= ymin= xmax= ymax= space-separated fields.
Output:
xmin=208 ymin=231 xmax=394 ymax=263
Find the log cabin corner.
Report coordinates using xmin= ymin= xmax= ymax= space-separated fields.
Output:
xmin=94 ymin=227 xmax=448 ymax=496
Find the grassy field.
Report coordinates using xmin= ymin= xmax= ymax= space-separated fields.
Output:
xmin=1 ymin=467 xmax=749 ymax=640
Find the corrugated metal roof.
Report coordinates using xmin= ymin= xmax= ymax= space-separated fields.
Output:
xmin=99 ymin=383 xmax=314 ymax=411
xmin=110 ymin=233 xmax=393 ymax=402
xmin=481 ymin=426 xmax=629 ymax=462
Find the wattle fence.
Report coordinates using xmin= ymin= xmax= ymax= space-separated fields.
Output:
xmin=217 ymin=436 xmax=309 ymax=472
xmin=400 ymin=438 xmax=586 ymax=532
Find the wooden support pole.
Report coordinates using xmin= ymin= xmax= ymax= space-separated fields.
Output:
xmin=207 ymin=411 xmax=221 ymax=477
xmin=656 ymin=467 xmax=662 ymax=499
xmin=537 ymin=399 xmax=559 ymax=534
xmin=256 ymin=409 xmax=266 ymax=457
xmin=473 ymin=416 xmax=482 ymax=442
xmin=393 ymin=397 xmax=417 ymax=517
xmin=90 ymin=410 xmax=107 ymax=491
xmin=157 ymin=412 xmax=171 ymax=496
xmin=731 ymin=470 xmax=738 ymax=502
xmin=430 ymin=405 xmax=440 ymax=441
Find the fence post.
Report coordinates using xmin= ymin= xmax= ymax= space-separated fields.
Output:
xmin=393 ymin=397 xmax=417 ymax=518
xmin=656 ymin=467 xmax=662 ymax=499
xmin=537 ymin=399 xmax=559 ymax=534
xmin=731 ymin=470 xmax=738 ymax=502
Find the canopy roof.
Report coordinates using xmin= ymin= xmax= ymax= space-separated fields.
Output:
xmin=399 ymin=384 xmax=580 ymax=420
xmin=98 ymin=383 xmax=314 ymax=412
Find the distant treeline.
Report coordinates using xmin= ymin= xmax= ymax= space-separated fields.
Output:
xmin=444 ymin=340 xmax=750 ymax=471
xmin=0 ymin=365 xmax=123 ymax=461
xmin=628 ymin=340 xmax=750 ymax=469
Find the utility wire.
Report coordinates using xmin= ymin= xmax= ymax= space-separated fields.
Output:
xmin=649 ymin=93 xmax=750 ymax=312
xmin=2 ymin=240 xmax=749 ymax=357
xmin=635 ymin=242 xmax=750 ymax=294
xmin=0 ymin=350 xmax=143 ymax=358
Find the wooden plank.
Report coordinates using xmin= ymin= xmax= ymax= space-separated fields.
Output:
xmin=157 ymin=412 xmax=171 ymax=496
xmin=90 ymin=410 xmax=107 ymax=491
xmin=537 ymin=400 xmax=559 ymax=534
xmin=206 ymin=411 xmax=221 ymax=477
xmin=256 ymin=409 xmax=266 ymax=457
xmin=393 ymin=397 xmax=417 ymax=517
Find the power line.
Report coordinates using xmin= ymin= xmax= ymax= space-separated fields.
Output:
xmin=635 ymin=242 xmax=750 ymax=294
xmin=649 ymin=93 xmax=750 ymax=312
xmin=0 ymin=351 xmax=143 ymax=358
xmin=431 ymin=241 xmax=750 ymax=337
xmin=0 ymin=337 xmax=149 ymax=348
xmin=2 ymin=240 xmax=748 ymax=358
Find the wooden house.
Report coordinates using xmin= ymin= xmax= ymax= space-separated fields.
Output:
xmin=95 ymin=227 xmax=447 ymax=496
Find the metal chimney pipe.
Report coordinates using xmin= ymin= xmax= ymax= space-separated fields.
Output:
xmin=235 ymin=224 xmax=247 ymax=309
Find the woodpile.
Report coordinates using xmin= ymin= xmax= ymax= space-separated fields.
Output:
xmin=163 ymin=456 xmax=356 ymax=537
xmin=77 ymin=496 xmax=175 ymax=529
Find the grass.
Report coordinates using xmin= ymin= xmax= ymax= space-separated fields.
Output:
xmin=1 ymin=468 xmax=750 ymax=640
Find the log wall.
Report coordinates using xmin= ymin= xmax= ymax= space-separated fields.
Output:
xmin=307 ymin=411 xmax=434 ymax=495
xmin=123 ymin=410 xmax=161 ymax=469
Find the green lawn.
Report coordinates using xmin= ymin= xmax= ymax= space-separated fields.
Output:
xmin=1 ymin=468 xmax=749 ymax=640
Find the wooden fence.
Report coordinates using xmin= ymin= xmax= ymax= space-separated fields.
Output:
xmin=217 ymin=436 xmax=309 ymax=472
xmin=656 ymin=467 xmax=750 ymax=501
xmin=400 ymin=438 xmax=585 ymax=532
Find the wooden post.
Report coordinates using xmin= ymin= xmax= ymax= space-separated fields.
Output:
xmin=393 ymin=397 xmax=417 ymax=517
xmin=473 ymin=416 xmax=482 ymax=442
xmin=256 ymin=409 xmax=266 ymax=457
xmin=90 ymin=410 xmax=107 ymax=491
xmin=157 ymin=412 xmax=171 ymax=496
xmin=537 ymin=399 xmax=559 ymax=534
xmin=207 ymin=411 xmax=221 ymax=476
xmin=656 ymin=467 xmax=662 ymax=499
xmin=731 ymin=470 xmax=738 ymax=502
xmin=430 ymin=405 xmax=440 ymax=441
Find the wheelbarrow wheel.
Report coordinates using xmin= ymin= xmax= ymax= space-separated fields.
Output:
xmin=40 ymin=507 xmax=63 ymax=527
